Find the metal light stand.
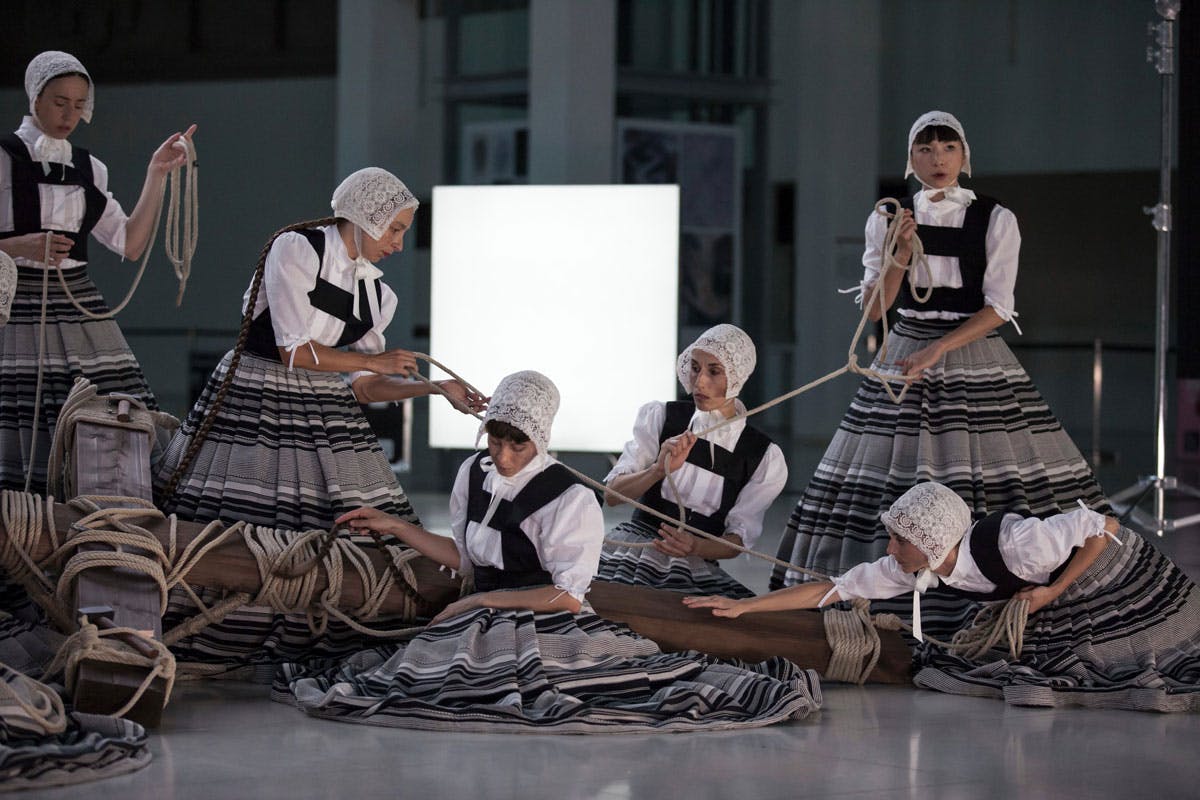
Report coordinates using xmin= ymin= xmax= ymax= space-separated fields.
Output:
xmin=1110 ymin=0 xmax=1200 ymax=535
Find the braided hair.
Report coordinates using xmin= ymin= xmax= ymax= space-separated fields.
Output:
xmin=157 ymin=216 xmax=341 ymax=505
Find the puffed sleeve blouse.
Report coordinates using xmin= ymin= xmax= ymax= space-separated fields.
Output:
xmin=0 ymin=117 xmax=129 ymax=267
xmin=242 ymin=224 xmax=398 ymax=386
xmin=448 ymin=452 xmax=605 ymax=603
xmin=604 ymin=399 xmax=788 ymax=549
xmin=830 ymin=508 xmax=1112 ymax=602
xmin=859 ymin=189 xmax=1022 ymax=327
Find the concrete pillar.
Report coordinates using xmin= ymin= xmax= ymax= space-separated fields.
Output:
xmin=773 ymin=0 xmax=883 ymax=482
xmin=528 ymin=0 xmax=616 ymax=183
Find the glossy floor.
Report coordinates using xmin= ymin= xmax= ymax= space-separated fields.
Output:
xmin=21 ymin=492 xmax=1200 ymax=800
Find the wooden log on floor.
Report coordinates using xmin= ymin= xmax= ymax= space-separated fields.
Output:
xmin=6 ymin=498 xmax=911 ymax=685
xmin=587 ymin=580 xmax=913 ymax=685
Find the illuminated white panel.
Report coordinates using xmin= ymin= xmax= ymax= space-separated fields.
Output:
xmin=430 ymin=184 xmax=679 ymax=453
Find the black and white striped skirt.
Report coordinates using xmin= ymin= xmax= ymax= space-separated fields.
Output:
xmin=774 ymin=317 xmax=1109 ymax=587
xmin=915 ymin=526 xmax=1200 ymax=712
xmin=279 ymin=604 xmax=822 ymax=733
xmin=0 ymin=266 xmax=157 ymax=494
xmin=598 ymin=520 xmax=755 ymax=599
xmin=155 ymin=350 xmax=422 ymax=674
xmin=156 ymin=350 xmax=418 ymax=529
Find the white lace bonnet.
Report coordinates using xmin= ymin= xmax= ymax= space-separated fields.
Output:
xmin=330 ymin=167 xmax=419 ymax=241
xmin=26 ymin=51 xmax=94 ymax=124
xmin=904 ymin=110 xmax=972 ymax=180
xmin=0 ymin=250 xmax=17 ymax=327
xmin=676 ymin=323 xmax=757 ymax=399
xmin=880 ymin=482 xmax=972 ymax=570
xmin=480 ymin=370 xmax=560 ymax=455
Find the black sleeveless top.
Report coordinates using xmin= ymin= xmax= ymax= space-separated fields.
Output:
xmin=939 ymin=510 xmax=1077 ymax=601
xmin=244 ymin=227 xmax=383 ymax=362
xmin=630 ymin=400 xmax=773 ymax=537
xmin=464 ymin=452 xmax=593 ymax=593
xmin=0 ymin=132 xmax=108 ymax=263
xmin=896 ymin=193 xmax=999 ymax=315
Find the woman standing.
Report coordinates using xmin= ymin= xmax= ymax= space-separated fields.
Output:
xmin=773 ymin=111 xmax=1108 ymax=608
xmin=0 ymin=50 xmax=194 ymax=493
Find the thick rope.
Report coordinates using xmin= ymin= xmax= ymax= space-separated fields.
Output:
xmin=51 ymin=139 xmax=198 ymax=320
xmin=44 ymin=616 xmax=176 ymax=719
xmin=0 ymin=659 xmax=68 ymax=735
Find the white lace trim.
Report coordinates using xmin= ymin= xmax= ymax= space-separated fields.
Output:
xmin=905 ymin=110 xmax=971 ymax=178
xmin=331 ymin=168 xmax=419 ymax=241
xmin=481 ymin=371 xmax=560 ymax=455
xmin=879 ymin=482 xmax=972 ymax=570
xmin=26 ymin=51 xmax=94 ymax=124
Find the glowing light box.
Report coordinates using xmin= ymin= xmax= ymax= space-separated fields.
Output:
xmin=429 ymin=184 xmax=680 ymax=453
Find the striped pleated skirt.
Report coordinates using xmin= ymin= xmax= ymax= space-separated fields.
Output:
xmin=155 ymin=350 xmax=421 ymax=674
xmin=915 ymin=525 xmax=1200 ymax=711
xmin=0 ymin=266 xmax=158 ymax=494
xmin=279 ymin=604 xmax=822 ymax=733
xmin=774 ymin=317 xmax=1109 ymax=587
xmin=597 ymin=520 xmax=755 ymax=599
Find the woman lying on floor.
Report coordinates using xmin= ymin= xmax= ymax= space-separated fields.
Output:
xmin=688 ymin=481 xmax=1200 ymax=712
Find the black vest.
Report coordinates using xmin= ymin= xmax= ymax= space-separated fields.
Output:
xmin=630 ymin=400 xmax=773 ymax=537
xmin=244 ymin=228 xmax=382 ymax=362
xmin=897 ymin=193 xmax=998 ymax=315
xmin=465 ymin=452 xmax=592 ymax=592
xmin=940 ymin=510 xmax=1076 ymax=601
xmin=0 ymin=133 xmax=108 ymax=263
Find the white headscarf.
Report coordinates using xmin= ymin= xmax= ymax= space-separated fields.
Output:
xmin=479 ymin=371 xmax=560 ymax=456
xmin=904 ymin=110 xmax=973 ymax=181
xmin=26 ymin=51 xmax=94 ymax=124
xmin=330 ymin=167 xmax=418 ymax=241
xmin=676 ymin=323 xmax=757 ymax=400
xmin=880 ymin=481 xmax=973 ymax=642
xmin=329 ymin=167 xmax=418 ymax=320
xmin=0 ymin=250 xmax=17 ymax=327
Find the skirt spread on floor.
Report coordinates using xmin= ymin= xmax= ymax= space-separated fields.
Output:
xmin=0 ymin=266 xmax=158 ymax=495
xmin=0 ymin=617 xmax=151 ymax=790
xmin=155 ymin=350 xmax=422 ymax=676
xmin=278 ymin=604 xmax=822 ymax=733
xmin=597 ymin=520 xmax=754 ymax=599
xmin=915 ymin=526 xmax=1200 ymax=712
xmin=772 ymin=317 xmax=1111 ymax=638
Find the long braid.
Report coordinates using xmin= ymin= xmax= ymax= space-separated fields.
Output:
xmin=158 ymin=217 xmax=340 ymax=505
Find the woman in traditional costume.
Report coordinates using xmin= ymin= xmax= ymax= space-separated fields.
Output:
xmin=693 ymin=482 xmax=1200 ymax=711
xmin=599 ymin=324 xmax=786 ymax=598
xmin=155 ymin=167 xmax=481 ymax=673
xmin=285 ymin=371 xmax=821 ymax=732
xmin=0 ymin=50 xmax=194 ymax=494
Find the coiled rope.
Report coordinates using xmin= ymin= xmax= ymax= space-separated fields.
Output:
xmin=21 ymin=139 xmax=198 ymax=492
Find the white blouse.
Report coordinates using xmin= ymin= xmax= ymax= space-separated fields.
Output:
xmin=449 ymin=452 xmax=605 ymax=603
xmin=832 ymin=508 xmax=1111 ymax=602
xmin=0 ymin=117 xmax=129 ymax=267
xmin=243 ymin=224 xmax=398 ymax=386
xmin=605 ymin=400 xmax=788 ymax=548
xmin=859 ymin=189 xmax=1021 ymax=326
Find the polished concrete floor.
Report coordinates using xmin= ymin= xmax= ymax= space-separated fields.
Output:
xmin=20 ymin=491 xmax=1200 ymax=800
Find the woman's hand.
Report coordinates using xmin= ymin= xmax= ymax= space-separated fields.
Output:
xmin=655 ymin=431 xmax=697 ymax=475
xmin=334 ymin=506 xmax=407 ymax=538
xmin=1013 ymin=585 xmax=1060 ymax=615
xmin=893 ymin=209 xmax=917 ymax=265
xmin=897 ymin=341 xmax=945 ymax=380
xmin=368 ymin=348 xmax=419 ymax=377
xmin=429 ymin=595 xmax=483 ymax=626
xmin=148 ymin=124 xmax=198 ymax=177
xmin=0 ymin=232 xmax=74 ymax=265
xmin=654 ymin=522 xmax=697 ymax=558
xmin=682 ymin=595 xmax=747 ymax=618
xmin=436 ymin=380 xmax=488 ymax=414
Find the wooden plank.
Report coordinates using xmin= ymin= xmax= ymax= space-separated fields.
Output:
xmin=70 ymin=419 xmax=167 ymax=727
